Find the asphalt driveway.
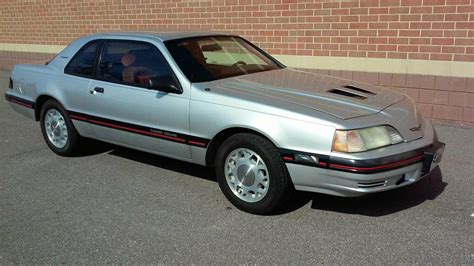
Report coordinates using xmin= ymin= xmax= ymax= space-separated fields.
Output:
xmin=0 ymin=71 xmax=472 ymax=264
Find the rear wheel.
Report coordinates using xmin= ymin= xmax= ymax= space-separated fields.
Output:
xmin=40 ymin=100 xmax=83 ymax=156
xmin=215 ymin=133 xmax=293 ymax=214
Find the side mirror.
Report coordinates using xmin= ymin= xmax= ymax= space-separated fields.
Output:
xmin=148 ymin=75 xmax=182 ymax=94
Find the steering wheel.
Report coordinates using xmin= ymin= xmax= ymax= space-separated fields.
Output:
xmin=232 ymin=61 xmax=247 ymax=67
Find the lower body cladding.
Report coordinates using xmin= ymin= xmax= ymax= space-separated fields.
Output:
xmin=285 ymin=142 xmax=445 ymax=197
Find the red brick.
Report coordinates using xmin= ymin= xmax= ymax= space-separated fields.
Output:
xmin=360 ymin=0 xmax=380 ymax=7
xmin=444 ymin=30 xmax=468 ymax=38
xmin=422 ymin=14 xmax=444 ymax=21
xmin=447 ymin=0 xmax=470 ymax=4
xmin=379 ymin=73 xmax=393 ymax=86
xmin=420 ymin=46 xmax=442 ymax=53
xmin=410 ymin=38 xmax=430 ymax=44
xmin=432 ymin=38 xmax=454 ymax=45
xmin=400 ymin=30 xmax=420 ymax=37
xmin=391 ymin=7 xmax=411 ymax=14
xmin=370 ymin=8 xmax=389 ymax=14
xmin=349 ymin=51 xmax=368 ymax=57
xmin=329 ymin=70 xmax=341 ymax=77
xmin=399 ymin=45 xmax=419 ymax=52
xmin=381 ymin=0 xmax=403 ymax=7
xmin=407 ymin=74 xmax=422 ymax=88
xmin=411 ymin=51 xmax=431 ymax=58
xmin=433 ymin=6 xmax=456 ymax=13
xmin=433 ymin=90 xmax=449 ymax=104
xmin=463 ymin=108 xmax=474 ymax=122
xmin=430 ymin=53 xmax=453 ymax=60
xmin=388 ymin=38 xmax=409 ymax=44
xmin=454 ymin=54 xmax=474 ymax=61
xmin=353 ymin=71 xmax=366 ymax=82
xmin=423 ymin=0 xmax=446 ymax=5
xmin=401 ymin=0 xmax=423 ymax=5
xmin=410 ymin=6 xmax=433 ymax=14
xmin=406 ymin=88 xmax=420 ymax=101
xmin=420 ymin=75 xmax=435 ymax=89
xmin=450 ymin=78 xmax=467 ymax=92
xmin=421 ymin=30 xmax=443 ymax=37
xmin=340 ymin=70 xmax=353 ymax=80
xmin=448 ymin=92 xmax=466 ymax=106
xmin=435 ymin=76 xmax=452 ymax=90
xmin=432 ymin=105 xmax=464 ymax=121
xmin=441 ymin=46 xmax=465 ymax=53
xmin=388 ymin=52 xmax=408 ymax=59
xmin=417 ymin=103 xmax=433 ymax=117
xmin=467 ymin=78 xmax=474 ymax=93
xmin=445 ymin=14 xmax=469 ymax=22
xmin=392 ymin=74 xmax=406 ymax=87
xmin=457 ymin=5 xmax=474 ymax=13
xmin=341 ymin=1 xmax=359 ymax=8
xmin=456 ymin=22 xmax=474 ymax=30
xmin=419 ymin=89 xmax=435 ymax=103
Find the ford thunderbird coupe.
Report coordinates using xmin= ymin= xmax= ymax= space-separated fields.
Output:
xmin=5 ymin=32 xmax=445 ymax=214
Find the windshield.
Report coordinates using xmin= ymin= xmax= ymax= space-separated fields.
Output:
xmin=165 ymin=36 xmax=284 ymax=82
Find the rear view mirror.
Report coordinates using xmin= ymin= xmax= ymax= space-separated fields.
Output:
xmin=148 ymin=74 xmax=182 ymax=94
xmin=201 ymin=43 xmax=222 ymax=52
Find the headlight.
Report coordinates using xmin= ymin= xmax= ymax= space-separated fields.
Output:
xmin=332 ymin=126 xmax=404 ymax=153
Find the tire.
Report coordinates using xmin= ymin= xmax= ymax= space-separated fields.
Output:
xmin=215 ymin=133 xmax=293 ymax=214
xmin=40 ymin=99 xmax=83 ymax=156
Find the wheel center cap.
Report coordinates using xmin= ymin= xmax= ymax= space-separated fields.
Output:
xmin=236 ymin=165 xmax=255 ymax=186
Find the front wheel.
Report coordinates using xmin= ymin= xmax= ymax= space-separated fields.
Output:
xmin=40 ymin=100 xmax=83 ymax=156
xmin=215 ymin=133 xmax=293 ymax=214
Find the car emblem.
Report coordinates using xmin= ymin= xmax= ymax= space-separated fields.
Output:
xmin=410 ymin=123 xmax=422 ymax=131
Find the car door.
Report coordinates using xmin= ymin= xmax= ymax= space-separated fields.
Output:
xmin=59 ymin=40 xmax=100 ymax=137
xmin=86 ymin=40 xmax=191 ymax=159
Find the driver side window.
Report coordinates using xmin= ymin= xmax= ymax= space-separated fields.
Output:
xmin=97 ymin=40 xmax=174 ymax=88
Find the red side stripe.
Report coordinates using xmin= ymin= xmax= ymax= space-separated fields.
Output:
xmin=10 ymin=99 xmax=33 ymax=108
xmin=329 ymin=154 xmax=425 ymax=172
xmin=70 ymin=115 xmax=88 ymax=121
xmin=188 ymin=140 xmax=207 ymax=147
xmin=88 ymin=119 xmax=186 ymax=143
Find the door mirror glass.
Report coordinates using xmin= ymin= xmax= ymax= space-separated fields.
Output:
xmin=148 ymin=75 xmax=182 ymax=94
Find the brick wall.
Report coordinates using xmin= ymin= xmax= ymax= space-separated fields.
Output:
xmin=1 ymin=0 xmax=473 ymax=61
xmin=0 ymin=0 xmax=473 ymax=125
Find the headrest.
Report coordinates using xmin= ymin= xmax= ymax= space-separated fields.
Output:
xmin=121 ymin=53 xmax=136 ymax=67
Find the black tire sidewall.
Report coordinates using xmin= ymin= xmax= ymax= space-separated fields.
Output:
xmin=215 ymin=133 xmax=292 ymax=214
xmin=40 ymin=100 xmax=78 ymax=156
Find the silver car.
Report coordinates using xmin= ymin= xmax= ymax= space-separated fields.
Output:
xmin=5 ymin=32 xmax=445 ymax=214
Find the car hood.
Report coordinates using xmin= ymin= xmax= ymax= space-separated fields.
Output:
xmin=211 ymin=68 xmax=405 ymax=120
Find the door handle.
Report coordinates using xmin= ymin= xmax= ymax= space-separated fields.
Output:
xmin=90 ymin=87 xmax=104 ymax=94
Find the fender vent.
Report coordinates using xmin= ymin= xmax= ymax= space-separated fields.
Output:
xmin=327 ymin=89 xmax=367 ymax=100
xmin=342 ymin=85 xmax=376 ymax=95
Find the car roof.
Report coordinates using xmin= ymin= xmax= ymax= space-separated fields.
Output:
xmin=88 ymin=31 xmax=231 ymax=42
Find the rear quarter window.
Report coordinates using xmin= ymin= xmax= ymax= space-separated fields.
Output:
xmin=64 ymin=41 xmax=99 ymax=78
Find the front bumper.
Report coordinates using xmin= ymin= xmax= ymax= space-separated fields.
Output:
xmin=284 ymin=120 xmax=445 ymax=197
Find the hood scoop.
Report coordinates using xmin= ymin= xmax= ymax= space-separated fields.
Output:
xmin=342 ymin=85 xmax=376 ymax=95
xmin=327 ymin=85 xmax=377 ymax=100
